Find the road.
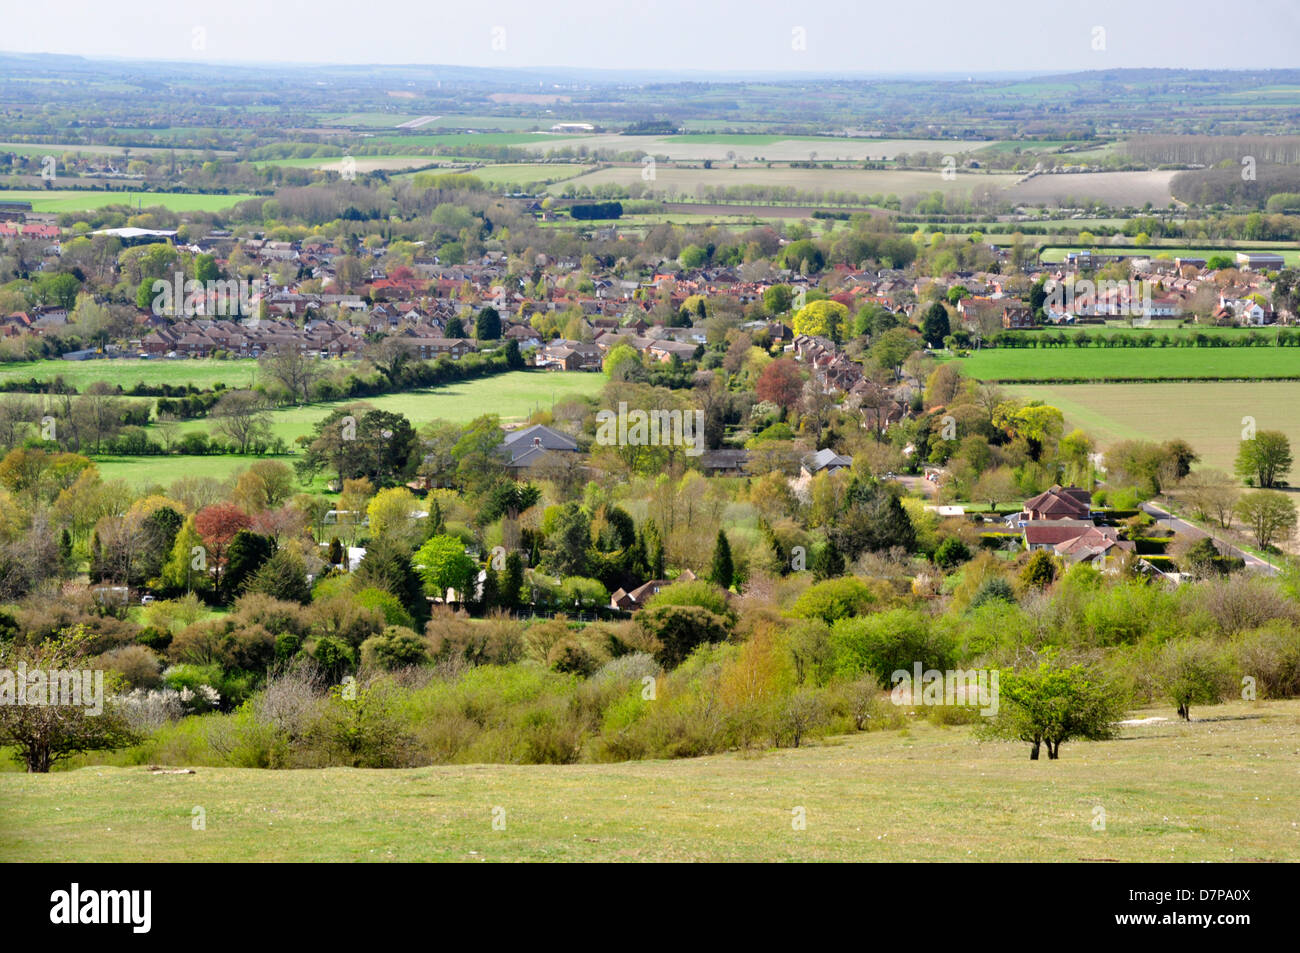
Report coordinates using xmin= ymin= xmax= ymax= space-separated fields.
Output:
xmin=1140 ymin=500 xmax=1279 ymax=575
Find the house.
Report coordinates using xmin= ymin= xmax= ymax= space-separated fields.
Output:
xmin=537 ymin=340 xmax=602 ymax=371
xmin=499 ymin=424 xmax=580 ymax=470
xmin=1053 ymin=527 xmax=1135 ymax=565
xmin=801 ymin=448 xmax=853 ymax=478
xmin=1019 ymin=485 xmax=1092 ymax=522
xmin=1023 ymin=520 xmax=1106 ymax=551
xmin=699 ymin=449 xmax=751 ymax=475
xmin=1001 ymin=303 xmax=1034 ymax=329
xmin=1236 ymin=252 xmax=1284 ymax=272
xmin=610 ymin=570 xmax=698 ymax=611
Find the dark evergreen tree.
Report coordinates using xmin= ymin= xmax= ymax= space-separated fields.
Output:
xmin=708 ymin=530 xmax=735 ymax=590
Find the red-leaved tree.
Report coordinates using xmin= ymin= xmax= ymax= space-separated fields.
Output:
xmin=194 ymin=502 xmax=253 ymax=595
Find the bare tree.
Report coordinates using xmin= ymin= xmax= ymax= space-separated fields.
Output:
xmin=211 ymin=390 xmax=272 ymax=455
xmin=259 ymin=346 xmax=323 ymax=404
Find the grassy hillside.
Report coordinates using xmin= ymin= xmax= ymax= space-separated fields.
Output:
xmin=1 ymin=699 xmax=1294 ymax=862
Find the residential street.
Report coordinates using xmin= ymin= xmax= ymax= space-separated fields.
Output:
xmin=1141 ymin=500 xmax=1279 ymax=575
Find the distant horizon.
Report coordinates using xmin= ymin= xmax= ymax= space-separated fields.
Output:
xmin=3 ymin=0 xmax=1299 ymax=74
xmin=3 ymin=49 xmax=1297 ymax=85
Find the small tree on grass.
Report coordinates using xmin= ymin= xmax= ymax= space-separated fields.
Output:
xmin=1155 ymin=639 xmax=1233 ymax=720
xmin=0 ymin=627 xmax=138 ymax=773
xmin=979 ymin=658 xmax=1125 ymax=760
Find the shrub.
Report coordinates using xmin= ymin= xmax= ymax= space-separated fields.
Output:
xmin=789 ymin=576 xmax=889 ymax=625
xmin=829 ymin=609 xmax=955 ymax=685
xmin=1155 ymin=638 xmax=1235 ymax=720
xmin=638 ymin=604 xmax=733 ymax=668
xmin=360 ymin=626 xmax=430 ymax=671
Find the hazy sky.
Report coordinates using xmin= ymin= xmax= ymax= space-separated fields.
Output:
xmin=5 ymin=0 xmax=1300 ymax=74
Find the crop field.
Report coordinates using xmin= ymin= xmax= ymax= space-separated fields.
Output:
xmin=1003 ymin=171 xmax=1176 ymax=207
xmin=1 ymin=698 xmax=1294 ymax=862
xmin=526 ymin=134 xmax=995 ymax=162
xmin=945 ymin=346 xmax=1300 ymax=382
xmin=0 ymin=190 xmax=258 ymax=214
xmin=1007 ymin=381 xmax=1300 ymax=476
xmin=376 ymin=132 xmax=575 ymax=149
xmin=0 ymin=141 xmax=232 ymax=157
xmin=466 ymin=163 xmax=595 ymax=186
xmin=553 ymin=165 xmax=1014 ymax=198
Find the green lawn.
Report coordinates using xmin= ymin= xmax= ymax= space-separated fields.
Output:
xmin=0 ymin=358 xmax=265 ymax=390
xmin=91 ymin=371 xmax=607 ymax=487
xmin=1039 ymin=245 xmax=1300 ymax=265
xmin=945 ymin=346 xmax=1300 ymax=382
xmin=1 ymin=698 xmax=1294 ymax=861
xmin=0 ymin=190 xmax=258 ymax=214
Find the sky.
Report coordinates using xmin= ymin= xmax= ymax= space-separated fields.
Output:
xmin=4 ymin=0 xmax=1300 ymax=75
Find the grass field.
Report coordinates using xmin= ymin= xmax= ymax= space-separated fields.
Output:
xmin=1 ymin=698 xmax=1294 ymax=861
xmin=1040 ymin=245 xmax=1300 ymax=265
xmin=0 ymin=190 xmax=258 ymax=214
xmin=251 ymin=155 xmax=437 ymax=173
xmin=945 ymin=346 xmax=1300 ymax=382
xmin=1008 ymin=381 xmax=1300 ymax=476
xmin=0 ymin=358 xmax=265 ymax=390
xmin=89 ymin=371 xmax=607 ymax=487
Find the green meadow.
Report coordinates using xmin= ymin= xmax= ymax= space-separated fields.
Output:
xmin=1 ymin=699 xmax=1294 ymax=862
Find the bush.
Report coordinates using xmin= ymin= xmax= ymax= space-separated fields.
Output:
xmin=637 ymin=604 xmax=732 ymax=668
xmin=829 ymin=609 xmax=955 ymax=686
xmin=360 ymin=626 xmax=430 ymax=670
xmin=789 ymin=576 xmax=889 ymax=625
xmin=933 ymin=537 xmax=971 ymax=570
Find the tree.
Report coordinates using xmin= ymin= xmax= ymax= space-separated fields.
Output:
xmin=541 ymin=503 xmax=591 ymax=578
xmin=1155 ymin=639 xmax=1232 ymax=720
xmin=708 ymin=530 xmax=735 ymax=590
xmin=920 ymin=302 xmax=950 ymax=349
xmin=412 ymin=534 xmax=477 ymax=601
xmin=1235 ymin=430 xmax=1293 ymax=488
xmin=502 ymin=550 xmax=524 ymax=610
xmin=763 ymin=284 xmax=794 ymax=314
xmin=1234 ymin=490 xmax=1297 ymax=549
xmin=211 ymin=390 xmax=271 ymax=455
xmin=792 ymin=300 xmax=848 ymax=342
xmin=354 ymin=535 xmax=426 ymax=622
xmin=755 ymin=358 xmax=804 ymax=413
xmin=972 ymin=467 xmax=1018 ymax=512
xmin=979 ymin=659 xmax=1125 ymax=760
xmin=247 ymin=547 xmax=311 ymax=604
xmin=812 ymin=538 xmax=847 ymax=578
xmin=870 ymin=327 xmax=920 ymax=380
xmin=0 ymin=627 xmax=138 ymax=772
xmin=475 ymin=306 xmax=502 ymax=340
xmin=1019 ymin=550 xmax=1057 ymax=590
xmin=194 ymin=502 xmax=253 ymax=597
xmin=224 ymin=529 xmax=274 ymax=596
xmin=366 ymin=487 xmax=422 ymax=545
xmin=828 ymin=478 xmax=916 ymax=560
xmin=1178 ymin=468 xmax=1239 ymax=529
xmin=259 ymin=347 xmax=323 ymax=404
